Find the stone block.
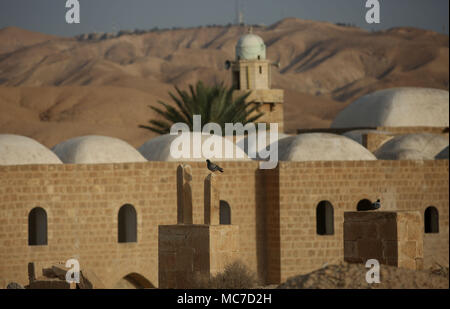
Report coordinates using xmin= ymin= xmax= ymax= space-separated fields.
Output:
xmin=177 ymin=165 xmax=193 ymax=224
xmin=344 ymin=211 xmax=424 ymax=271
xmin=204 ymin=174 xmax=220 ymax=225
xmin=357 ymin=239 xmax=383 ymax=259
xmin=344 ymin=240 xmax=358 ymax=259
xmin=158 ymin=224 xmax=239 ymax=288
xmin=381 ymin=240 xmax=398 ymax=259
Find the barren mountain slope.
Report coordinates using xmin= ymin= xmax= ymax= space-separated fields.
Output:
xmin=0 ymin=19 xmax=448 ymax=146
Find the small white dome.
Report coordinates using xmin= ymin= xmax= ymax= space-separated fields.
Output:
xmin=331 ymin=88 xmax=449 ymax=128
xmin=236 ymin=33 xmax=266 ymax=60
xmin=0 ymin=134 xmax=62 ymax=165
xmin=236 ymin=132 xmax=290 ymax=159
xmin=52 ymin=135 xmax=147 ymax=164
xmin=278 ymin=133 xmax=377 ymax=161
xmin=139 ymin=133 xmax=250 ymax=162
xmin=374 ymin=133 xmax=449 ymax=160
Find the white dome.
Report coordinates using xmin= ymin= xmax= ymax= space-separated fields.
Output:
xmin=278 ymin=133 xmax=377 ymax=161
xmin=374 ymin=133 xmax=449 ymax=160
xmin=236 ymin=132 xmax=290 ymax=159
xmin=331 ymin=88 xmax=449 ymax=128
xmin=138 ymin=133 xmax=250 ymax=162
xmin=236 ymin=33 xmax=266 ymax=60
xmin=0 ymin=134 xmax=62 ymax=165
xmin=52 ymin=135 xmax=147 ymax=164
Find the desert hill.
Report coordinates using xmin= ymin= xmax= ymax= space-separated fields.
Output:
xmin=0 ymin=19 xmax=448 ymax=147
xmin=0 ymin=26 xmax=60 ymax=55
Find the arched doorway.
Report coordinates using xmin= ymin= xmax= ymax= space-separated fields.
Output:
xmin=220 ymin=200 xmax=231 ymax=225
xmin=113 ymin=273 xmax=154 ymax=289
xmin=316 ymin=201 xmax=334 ymax=235
xmin=424 ymin=206 xmax=439 ymax=233
xmin=118 ymin=204 xmax=137 ymax=243
xmin=28 ymin=207 xmax=47 ymax=246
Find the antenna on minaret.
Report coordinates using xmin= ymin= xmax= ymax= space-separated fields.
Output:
xmin=235 ymin=0 xmax=239 ymax=25
xmin=235 ymin=0 xmax=244 ymax=26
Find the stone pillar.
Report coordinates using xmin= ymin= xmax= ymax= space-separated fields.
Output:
xmin=177 ymin=164 xmax=193 ymax=224
xmin=158 ymin=225 xmax=239 ymax=288
xmin=28 ymin=262 xmax=36 ymax=284
xmin=204 ymin=173 xmax=220 ymax=225
xmin=158 ymin=170 xmax=240 ymax=289
xmin=362 ymin=132 xmax=394 ymax=153
xmin=344 ymin=211 xmax=423 ymax=270
xmin=397 ymin=212 xmax=424 ymax=270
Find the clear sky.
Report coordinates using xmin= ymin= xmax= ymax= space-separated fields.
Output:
xmin=0 ymin=0 xmax=448 ymax=37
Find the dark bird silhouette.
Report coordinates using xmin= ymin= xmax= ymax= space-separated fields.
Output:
xmin=206 ymin=159 xmax=223 ymax=173
xmin=357 ymin=199 xmax=381 ymax=211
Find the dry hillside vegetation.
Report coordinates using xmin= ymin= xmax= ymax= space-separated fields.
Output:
xmin=278 ymin=262 xmax=449 ymax=289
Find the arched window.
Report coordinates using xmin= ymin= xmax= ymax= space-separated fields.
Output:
xmin=28 ymin=207 xmax=47 ymax=246
xmin=357 ymin=199 xmax=373 ymax=211
xmin=316 ymin=201 xmax=334 ymax=235
xmin=118 ymin=204 xmax=137 ymax=243
xmin=424 ymin=206 xmax=439 ymax=234
xmin=220 ymin=200 xmax=231 ymax=225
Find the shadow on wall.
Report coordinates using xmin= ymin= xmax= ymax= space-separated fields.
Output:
xmin=255 ymin=167 xmax=280 ymax=285
xmin=220 ymin=200 xmax=231 ymax=225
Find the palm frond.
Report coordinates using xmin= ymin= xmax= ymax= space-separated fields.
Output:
xmin=140 ymin=81 xmax=266 ymax=135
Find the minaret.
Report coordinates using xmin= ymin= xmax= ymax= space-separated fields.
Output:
xmin=226 ymin=28 xmax=284 ymax=132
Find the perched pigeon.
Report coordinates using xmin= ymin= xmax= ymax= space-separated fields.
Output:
xmin=372 ymin=199 xmax=381 ymax=210
xmin=206 ymin=159 xmax=223 ymax=173
xmin=357 ymin=199 xmax=381 ymax=211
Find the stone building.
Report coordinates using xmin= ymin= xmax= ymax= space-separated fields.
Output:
xmin=0 ymin=33 xmax=448 ymax=289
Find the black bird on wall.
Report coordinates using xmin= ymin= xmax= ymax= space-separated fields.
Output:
xmin=206 ymin=160 xmax=224 ymax=173
xmin=372 ymin=199 xmax=381 ymax=210
xmin=357 ymin=199 xmax=381 ymax=211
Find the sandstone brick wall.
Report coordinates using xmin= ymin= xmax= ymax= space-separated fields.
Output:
xmin=0 ymin=161 xmax=265 ymax=287
xmin=0 ymin=159 xmax=448 ymax=287
xmin=0 ymin=162 xmax=176 ymax=288
xmin=275 ymin=160 xmax=449 ymax=282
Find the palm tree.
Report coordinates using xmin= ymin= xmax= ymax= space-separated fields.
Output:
xmin=139 ymin=81 xmax=264 ymax=134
